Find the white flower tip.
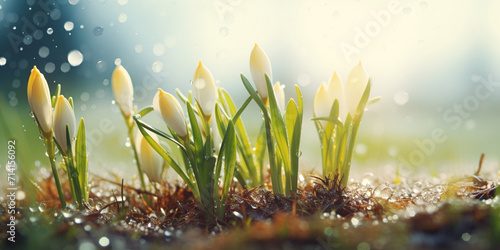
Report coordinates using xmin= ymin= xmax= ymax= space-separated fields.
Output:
xmin=112 ymin=65 xmax=134 ymax=117
xmin=53 ymin=95 xmax=76 ymax=153
xmin=250 ymin=43 xmax=272 ymax=101
xmin=193 ymin=61 xmax=216 ymax=118
xmin=28 ymin=65 xmax=53 ymax=135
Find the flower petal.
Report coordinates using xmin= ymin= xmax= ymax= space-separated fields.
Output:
xmin=53 ymin=95 xmax=76 ymax=153
xmin=192 ymin=61 xmax=217 ymax=118
xmin=327 ymin=71 xmax=346 ymax=122
xmin=112 ymin=65 xmax=134 ymax=117
xmin=345 ymin=61 xmax=369 ymax=117
xmin=250 ymin=44 xmax=272 ymax=101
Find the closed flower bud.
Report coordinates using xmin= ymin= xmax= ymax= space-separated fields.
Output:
xmin=344 ymin=61 xmax=369 ymax=118
xmin=136 ymin=131 xmax=163 ymax=183
xmin=112 ymin=65 xmax=134 ymax=118
xmin=153 ymin=88 xmax=188 ymax=139
xmin=53 ymin=95 xmax=76 ymax=154
xmin=273 ymin=81 xmax=285 ymax=114
xmin=27 ymin=66 xmax=53 ymax=136
xmin=313 ymin=82 xmax=332 ymax=128
xmin=327 ymin=72 xmax=347 ymax=122
xmin=192 ymin=61 xmax=217 ymax=120
xmin=250 ymin=44 xmax=272 ymax=104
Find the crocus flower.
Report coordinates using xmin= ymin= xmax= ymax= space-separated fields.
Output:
xmin=273 ymin=81 xmax=285 ymax=114
xmin=153 ymin=88 xmax=188 ymax=139
xmin=192 ymin=61 xmax=216 ymax=120
xmin=344 ymin=61 xmax=369 ymax=118
xmin=112 ymin=65 xmax=134 ymax=118
xmin=53 ymin=95 xmax=76 ymax=154
xmin=136 ymin=131 xmax=163 ymax=183
xmin=250 ymin=43 xmax=272 ymax=104
xmin=27 ymin=66 xmax=53 ymax=136
xmin=313 ymin=82 xmax=331 ymax=128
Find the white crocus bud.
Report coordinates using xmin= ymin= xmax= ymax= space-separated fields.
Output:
xmin=313 ymin=82 xmax=332 ymax=128
xmin=112 ymin=65 xmax=134 ymax=119
xmin=326 ymin=72 xmax=347 ymax=122
xmin=53 ymin=95 xmax=76 ymax=154
xmin=153 ymin=88 xmax=188 ymax=139
xmin=273 ymin=81 xmax=285 ymax=114
xmin=136 ymin=131 xmax=163 ymax=183
xmin=250 ymin=43 xmax=272 ymax=104
xmin=27 ymin=66 xmax=53 ymax=137
xmin=344 ymin=61 xmax=369 ymax=118
xmin=192 ymin=61 xmax=217 ymax=121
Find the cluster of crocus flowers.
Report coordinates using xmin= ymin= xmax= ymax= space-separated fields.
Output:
xmin=314 ymin=62 xmax=369 ymax=126
xmin=135 ymin=61 xmax=237 ymax=221
xmin=243 ymin=44 xmax=304 ymax=196
xmin=313 ymin=61 xmax=374 ymax=188
xmin=27 ymin=66 xmax=90 ymax=209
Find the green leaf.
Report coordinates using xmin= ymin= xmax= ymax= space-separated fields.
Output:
xmin=254 ymin=123 xmax=267 ymax=177
xmin=176 ymin=88 xmax=190 ymax=104
xmin=218 ymin=88 xmax=258 ymax=186
xmin=135 ymin=116 xmax=200 ymax=202
xmin=134 ymin=118 xmax=186 ymax=152
xmin=75 ymin=118 xmax=88 ymax=201
xmin=368 ymin=96 xmax=381 ymax=106
xmin=137 ymin=105 xmax=154 ymax=117
xmin=220 ymin=121 xmax=237 ymax=204
xmin=51 ymin=84 xmax=61 ymax=107
xmin=265 ymin=74 xmax=290 ymax=195
xmin=240 ymin=74 xmax=267 ymax=112
xmin=65 ymin=125 xmax=83 ymax=209
xmin=68 ymin=97 xmax=74 ymax=110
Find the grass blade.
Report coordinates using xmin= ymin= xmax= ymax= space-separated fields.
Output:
xmin=75 ymin=118 xmax=88 ymax=201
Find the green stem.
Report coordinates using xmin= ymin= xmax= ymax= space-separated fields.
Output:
xmin=263 ymin=110 xmax=283 ymax=195
xmin=64 ymin=155 xmax=83 ymax=210
xmin=127 ymin=120 xmax=147 ymax=192
xmin=45 ymin=138 xmax=67 ymax=208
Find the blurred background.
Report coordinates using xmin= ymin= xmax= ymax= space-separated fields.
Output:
xmin=1 ymin=0 xmax=500 ymax=185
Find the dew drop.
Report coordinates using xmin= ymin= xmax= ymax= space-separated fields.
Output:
xmin=93 ymin=26 xmax=104 ymax=36
xmin=45 ymin=62 xmax=55 ymax=73
xmin=153 ymin=43 xmax=165 ymax=56
xmin=47 ymin=27 xmax=54 ymax=35
xmin=394 ymin=91 xmax=409 ymax=105
xmin=403 ymin=7 xmax=412 ymax=15
xmin=219 ymin=26 xmax=229 ymax=37
xmin=38 ymin=203 xmax=47 ymax=212
xmin=96 ymin=60 xmax=107 ymax=72
xmin=152 ymin=61 xmax=163 ymax=73
xmin=135 ymin=44 xmax=143 ymax=53
xmin=193 ymin=79 xmax=206 ymax=89
xmin=67 ymin=50 xmax=83 ymax=66
xmin=0 ymin=57 xmax=6 ymax=66
xmin=64 ymin=21 xmax=74 ymax=31
xmin=114 ymin=58 xmax=121 ymax=66
xmin=118 ymin=13 xmax=127 ymax=23
xmin=38 ymin=46 xmax=50 ymax=58
xmin=60 ymin=62 xmax=71 ymax=73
